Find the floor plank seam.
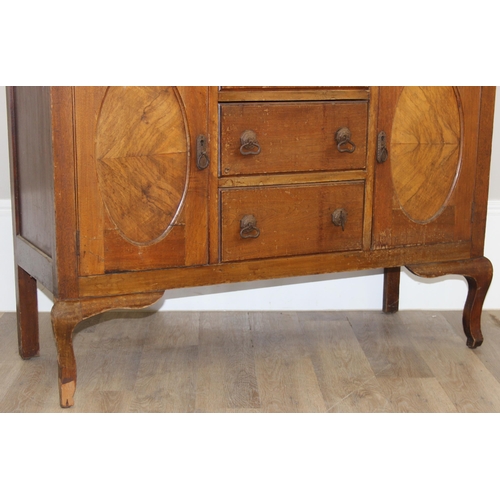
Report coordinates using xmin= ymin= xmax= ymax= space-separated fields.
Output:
xmin=325 ymin=365 xmax=392 ymax=413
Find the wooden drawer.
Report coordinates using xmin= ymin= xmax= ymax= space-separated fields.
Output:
xmin=221 ymin=182 xmax=364 ymax=262
xmin=220 ymin=101 xmax=368 ymax=176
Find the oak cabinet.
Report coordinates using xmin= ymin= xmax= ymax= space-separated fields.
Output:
xmin=7 ymin=86 xmax=495 ymax=407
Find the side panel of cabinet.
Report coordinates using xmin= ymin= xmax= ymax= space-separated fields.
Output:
xmin=75 ymin=86 xmax=210 ymax=275
xmin=8 ymin=86 xmax=55 ymax=259
xmin=372 ymin=86 xmax=481 ymax=250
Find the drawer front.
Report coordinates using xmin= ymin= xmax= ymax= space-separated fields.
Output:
xmin=221 ymin=182 xmax=364 ymax=262
xmin=220 ymin=101 xmax=368 ymax=176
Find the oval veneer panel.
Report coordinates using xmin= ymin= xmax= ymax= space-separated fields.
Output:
xmin=96 ymin=86 xmax=189 ymax=245
xmin=391 ymin=86 xmax=462 ymax=223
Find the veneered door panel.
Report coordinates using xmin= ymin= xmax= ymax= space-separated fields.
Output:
xmin=372 ymin=86 xmax=480 ymax=250
xmin=75 ymin=86 xmax=209 ymax=275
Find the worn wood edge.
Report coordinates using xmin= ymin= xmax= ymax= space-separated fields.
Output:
xmin=51 ymin=86 xmax=79 ymax=299
xmin=208 ymin=86 xmax=220 ymax=264
xmin=60 ymin=380 xmax=76 ymax=408
xmin=407 ymin=257 xmax=493 ymax=348
xmin=14 ymin=236 xmax=53 ymax=292
xmin=471 ymin=86 xmax=496 ymax=257
xmin=6 ymin=87 xmax=20 ymax=237
xmin=218 ymin=90 xmax=370 ymax=102
xmin=78 ymin=241 xmax=472 ymax=297
xmin=16 ymin=266 xmax=40 ymax=359
xmin=363 ymin=86 xmax=378 ymax=250
xmin=383 ymin=267 xmax=401 ymax=313
xmin=218 ymin=170 xmax=367 ymax=188
xmin=51 ymin=291 xmax=164 ymax=407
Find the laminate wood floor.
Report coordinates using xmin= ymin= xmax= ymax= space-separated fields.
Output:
xmin=1 ymin=310 xmax=500 ymax=412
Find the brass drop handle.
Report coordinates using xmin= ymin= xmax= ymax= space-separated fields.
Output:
xmin=335 ymin=127 xmax=356 ymax=153
xmin=240 ymin=214 xmax=260 ymax=239
xmin=332 ymin=208 xmax=348 ymax=231
xmin=240 ymin=130 xmax=261 ymax=155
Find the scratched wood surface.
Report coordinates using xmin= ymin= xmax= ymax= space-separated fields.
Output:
xmin=371 ymin=86 xmax=483 ymax=249
xmin=220 ymin=101 xmax=368 ymax=176
xmin=220 ymin=182 xmax=365 ymax=262
xmin=74 ymin=86 xmax=210 ymax=276
xmin=96 ymin=86 xmax=189 ymax=245
xmin=1 ymin=310 xmax=499 ymax=413
xmin=390 ymin=86 xmax=461 ymax=223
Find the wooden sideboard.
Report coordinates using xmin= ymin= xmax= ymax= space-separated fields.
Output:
xmin=7 ymin=86 xmax=495 ymax=408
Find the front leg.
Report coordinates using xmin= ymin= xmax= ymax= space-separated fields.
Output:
xmin=51 ymin=301 xmax=81 ymax=408
xmin=407 ymin=257 xmax=493 ymax=348
xmin=51 ymin=292 xmax=164 ymax=408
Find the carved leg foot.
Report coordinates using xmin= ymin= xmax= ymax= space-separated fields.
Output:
xmin=407 ymin=257 xmax=493 ymax=349
xmin=383 ymin=267 xmax=401 ymax=313
xmin=50 ymin=292 xmax=163 ymax=408
xmin=51 ymin=301 xmax=81 ymax=408
xmin=16 ymin=266 xmax=40 ymax=359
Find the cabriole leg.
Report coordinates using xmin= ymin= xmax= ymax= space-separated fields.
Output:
xmin=51 ymin=301 xmax=81 ymax=408
xmin=50 ymin=292 xmax=164 ymax=408
xmin=407 ymin=257 xmax=493 ymax=349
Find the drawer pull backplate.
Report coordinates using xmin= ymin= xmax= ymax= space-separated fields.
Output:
xmin=335 ymin=127 xmax=356 ymax=153
xmin=332 ymin=208 xmax=348 ymax=231
xmin=240 ymin=214 xmax=261 ymax=239
xmin=240 ymin=130 xmax=261 ymax=156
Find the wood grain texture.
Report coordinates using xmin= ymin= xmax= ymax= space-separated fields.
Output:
xmin=1 ymin=310 xmax=500 ymax=413
xmin=50 ymin=87 xmax=79 ymax=298
xmin=74 ymin=86 xmax=108 ymax=276
xmin=372 ymin=86 xmax=483 ymax=249
xmin=0 ymin=312 xmax=55 ymax=412
xmin=218 ymin=170 xmax=367 ymax=188
xmin=299 ymin=316 xmax=387 ymax=412
xmin=407 ymin=257 xmax=493 ymax=348
xmin=471 ymin=86 xmax=496 ymax=257
xmin=442 ymin=311 xmax=500 ymax=384
xmin=208 ymin=86 xmax=221 ymax=264
xmin=375 ymin=377 xmax=456 ymax=413
xmin=6 ymin=86 xmax=495 ymax=409
xmin=383 ymin=267 xmax=401 ymax=313
xmin=13 ymin=236 xmax=54 ymax=292
xmin=391 ymin=87 xmax=461 ymax=223
xmin=348 ymin=311 xmax=434 ymax=379
xmin=78 ymin=241 xmax=473 ymax=298
xmin=362 ymin=86 xmax=379 ymax=250
xmin=7 ymin=86 xmax=55 ymax=257
xmin=196 ymin=312 xmax=260 ymax=412
xmin=75 ymin=86 xmax=210 ymax=275
xmin=15 ymin=266 xmax=40 ymax=359
xmin=96 ymin=86 xmax=189 ymax=245
xmin=251 ymin=312 xmax=326 ymax=412
xmin=221 ymin=182 xmax=365 ymax=262
xmin=218 ymin=89 xmax=370 ymax=102
xmin=130 ymin=312 xmax=199 ymax=412
xmin=220 ymin=101 xmax=368 ymax=176
xmin=401 ymin=311 xmax=500 ymax=412
xmin=51 ymin=292 xmax=164 ymax=407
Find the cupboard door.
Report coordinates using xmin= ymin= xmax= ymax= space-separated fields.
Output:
xmin=75 ymin=87 xmax=209 ymax=275
xmin=372 ymin=86 xmax=481 ymax=250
